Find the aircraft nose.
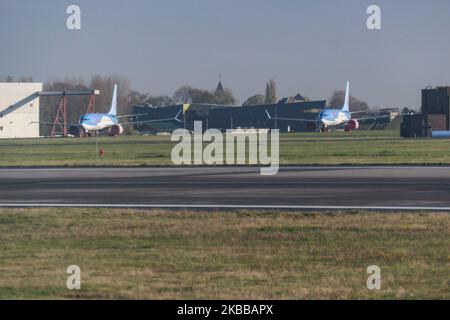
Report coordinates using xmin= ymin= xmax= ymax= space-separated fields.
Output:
xmin=318 ymin=113 xmax=324 ymax=122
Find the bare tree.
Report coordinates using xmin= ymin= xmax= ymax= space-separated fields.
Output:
xmin=265 ymin=83 xmax=271 ymax=104
xmin=127 ymin=91 xmax=149 ymax=106
xmin=243 ymin=94 xmax=265 ymax=106
xmin=328 ymin=90 xmax=369 ymax=112
xmin=88 ymin=75 xmax=131 ymax=115
xmin=144 ymin=95 xmax=174 ymax=107
xmin=269 ymin=79 xmax=277 ymax=104
xmin=173 ymin=85 xmax=236 ymax=105
xmin=173 ymin=86 xmax=193 ymax=103
xmin=18 ymin=76 xmax=33 ymax=83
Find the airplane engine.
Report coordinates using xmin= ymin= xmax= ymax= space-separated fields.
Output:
xmin=345 ymin=119 xmax=359 ymax=132
xmin=108 ymin=124 xmax=124 ymax=136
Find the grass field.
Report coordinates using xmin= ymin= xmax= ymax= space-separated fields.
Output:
xmin=0 ymin=208 xmax=448 ymax=299
xmin=1 ymin=130 xmax=450 ymax=166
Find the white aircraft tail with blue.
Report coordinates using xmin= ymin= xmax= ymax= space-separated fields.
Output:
xmin=342 ymin=81 xmax=350 ymax=112
xmin=108 ymin=84 xmax=118 ymax=117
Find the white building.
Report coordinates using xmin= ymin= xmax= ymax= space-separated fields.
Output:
xmin=0 ymin=82 xmax=42 ymax=138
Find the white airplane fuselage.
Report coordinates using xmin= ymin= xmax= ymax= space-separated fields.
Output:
xmin=79 ymin=113 xmax=118 ymax=132
xmin=319 ymin=109 xmax=352 ymax=128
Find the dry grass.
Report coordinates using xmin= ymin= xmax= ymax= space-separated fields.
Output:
xmin=0 ymin=208 xmax=448 ymax=299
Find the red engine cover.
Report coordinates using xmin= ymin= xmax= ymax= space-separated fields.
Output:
xmin=345 ymin=119 xmax=359 ymax=131
xmin=109 ymin=124 xmax=124 ymax=136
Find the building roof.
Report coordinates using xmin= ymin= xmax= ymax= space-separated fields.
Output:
xmin=216 ymin=81 xmax=224 ymax=93
xmin=294 ymin=93 xmax=305 ymax=101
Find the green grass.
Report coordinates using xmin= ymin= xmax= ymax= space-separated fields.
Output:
xmin=1 ymin=130 xmax=450 ymax=166
xmin=0 ymin=208 xmax=448 ymax=299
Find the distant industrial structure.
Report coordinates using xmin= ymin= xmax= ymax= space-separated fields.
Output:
xmin=401 ymin=86 xmax=450 ymax=137
xmin=132 ymin=80 xmax=322 ymax=133
xmin=133 ymin=100 xmax=326 ymax=134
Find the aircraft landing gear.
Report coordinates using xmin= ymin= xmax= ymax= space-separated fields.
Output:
xmin=321 ymin=127 xmax=329 ymax=133
xmin=80 ymin=131 xmax=92 ymax=138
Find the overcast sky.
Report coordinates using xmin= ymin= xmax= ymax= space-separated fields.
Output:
xmin=1 ymin=0 xmax=450 ymax=109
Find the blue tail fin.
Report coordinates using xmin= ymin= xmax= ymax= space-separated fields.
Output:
xmin=342 ymin=81 xmax=350 ymax=112
xmin=108 ymin=84 xmax=117 ymax=116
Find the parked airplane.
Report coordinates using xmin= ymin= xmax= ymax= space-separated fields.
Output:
xmin=266 ymin=82 xmax=388 ymax=132
xmin=34 ymin=84 xmax=182 ymax=137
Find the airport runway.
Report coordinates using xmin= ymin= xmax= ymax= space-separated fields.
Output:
xmin=1 ymin=166 xmax=450 ymax=210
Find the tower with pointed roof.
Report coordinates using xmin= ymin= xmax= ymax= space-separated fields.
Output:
xmin=216 ymin=74 xmax=225 ymax=93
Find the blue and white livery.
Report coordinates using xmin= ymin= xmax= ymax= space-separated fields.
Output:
xmin=33 ymin=84 xmax=182 ymax=137
xmin=266 ymin=82 xmax=388 ymax=132
xmin=79 ymin=84 xmax=124 ymax=136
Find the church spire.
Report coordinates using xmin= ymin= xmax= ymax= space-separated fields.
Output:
xmin=216 ymin=74 xmax=224 ymax=93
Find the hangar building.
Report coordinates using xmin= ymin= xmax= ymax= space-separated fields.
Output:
xmin=401 ymin=86 xmax=450 ymax=137
xmin=132 ymin=100 xmax=327 ymax=134
xmin=0 ymin=82 xmax=42 ymax=138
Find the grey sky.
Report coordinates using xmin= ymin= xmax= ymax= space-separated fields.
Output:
xmin=1 ymin=0 xmax=450 ymax=109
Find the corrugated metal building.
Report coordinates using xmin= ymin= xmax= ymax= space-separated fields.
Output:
xmin=400 ymin=114 xmax=427 ymax=138
xmin=401 ymin=86 xmax=450 ymax=137
xmin=133 ymin=100 xmax=326 ymax=133
xmin=0 ymin=83 xmax=42 ymax=138
xmin=422 ymin=86 xmax=450 ymax=132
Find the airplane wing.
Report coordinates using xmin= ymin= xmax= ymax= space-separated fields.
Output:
xmin=28 ymin=121 xmax=80 ymax=127
xmin=120 ymin=110 xmax=183 ymax=126
xmin=265 ymin=110 xmax=317 ymax=122
xmin=117 ymin=113 xmax=148 ymax=119
xmin=350 ymin=110 xmax=369 ymax=115
xmin=352 ymin=115 xmax=390 ymax=121
xmin=120 ymin=118 xmax=182 ymax=126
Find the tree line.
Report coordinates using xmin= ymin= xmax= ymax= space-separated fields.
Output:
xmin=328 ymin=90 xmax=369 ymax=113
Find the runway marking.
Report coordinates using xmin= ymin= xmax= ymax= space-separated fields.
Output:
xmin=33 ymin=181 xmax=450 ymax=185
xmin=1 ymin=203 xmax=450 ymax=211
xmin=1 ymin=166 xmax=450 ymax=172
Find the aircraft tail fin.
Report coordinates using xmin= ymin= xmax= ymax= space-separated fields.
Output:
xmin=342 ymin=81 xmax=350 ymax=112
xmin=108 ymin=84 xmax=118 ymax=116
